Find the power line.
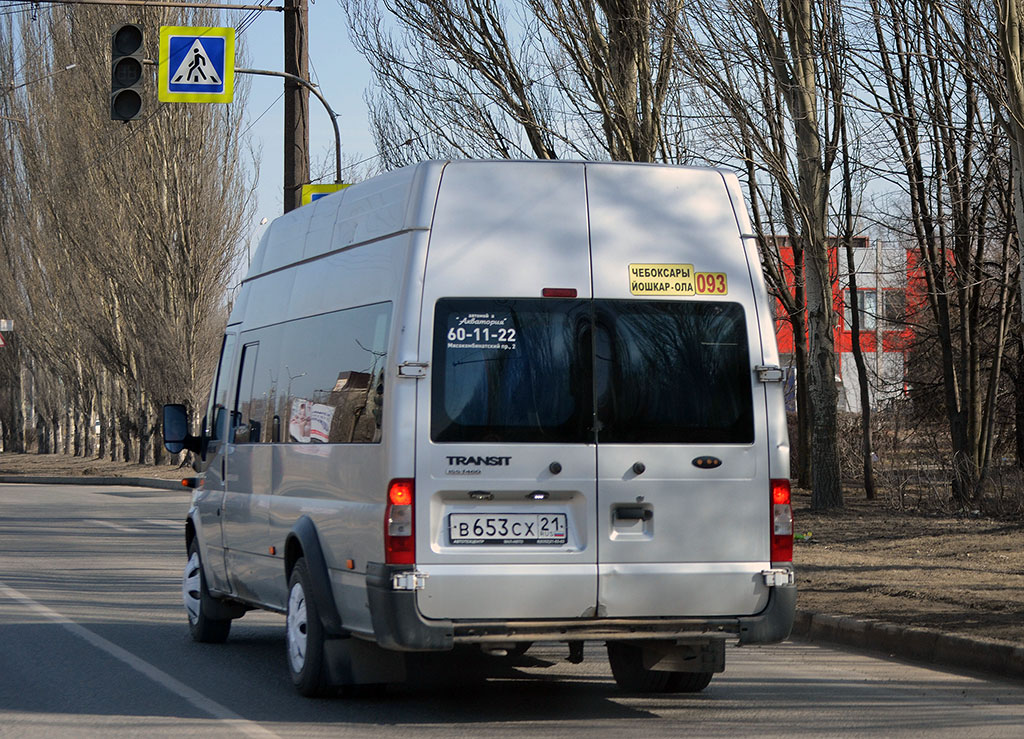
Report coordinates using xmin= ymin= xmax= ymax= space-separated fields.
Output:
xmin=236 ymin=0 xmax=273 ymax=34
xmin=237 ymin=89 xmax=283 ymax=139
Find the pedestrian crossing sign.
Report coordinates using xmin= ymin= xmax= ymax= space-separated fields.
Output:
xmin=158 ymin=26 xmax=235 ymax=103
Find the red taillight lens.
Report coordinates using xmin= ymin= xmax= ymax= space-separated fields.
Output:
xmin=385 ymin=479 xmax=415 ymax=565
xmin=771 ymin=478 xmax=793 ymax=563
xmin=389 ymin=479 xmax=413 ymax=506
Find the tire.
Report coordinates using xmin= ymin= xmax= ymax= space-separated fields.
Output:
xmin=506 ymin=642 xmax=532 ymax=658
xmin=286 ymin=558 xmax=332 ymax=697
xmin=663 ymin=670 xmax=714 ymax=693
xmin=183 ymin=539 xmax=232 ymax=644
xmin=606 ymin=641 xmax=713 ymax=694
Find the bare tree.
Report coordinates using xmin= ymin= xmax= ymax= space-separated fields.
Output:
xmin=342 ymin=0 xmax=687 ymax=164
xmin=676 ymin=0 xmax=847 ymax=508
xmin=0 ymin=6 xmax=253 ymax=462
xmin=993 ymin=0 xmax=1024 ymax=321
xmin=856 ymin=0 xmax=1016 ymax=507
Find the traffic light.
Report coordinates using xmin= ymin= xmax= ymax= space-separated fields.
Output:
xmin=111 ymin=24 xmax=144 ymax=122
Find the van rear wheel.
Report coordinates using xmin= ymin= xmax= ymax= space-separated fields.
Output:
xmin=183 ymin=540 xmax=232 ymax=643
xmin=287 ymin=558 xmax=332 ymax=697
xmin=606 ymin=642 xmax=713 ymax=693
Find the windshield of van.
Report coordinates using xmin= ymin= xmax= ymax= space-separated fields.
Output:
xmin=431 ymin=298 xmax=754 ymax=444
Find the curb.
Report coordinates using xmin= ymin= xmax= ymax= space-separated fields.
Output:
xmin=0 ymin=475 xmax=187 ymax=491
xmin=792 ymin=610 xmax=1024 ymax=680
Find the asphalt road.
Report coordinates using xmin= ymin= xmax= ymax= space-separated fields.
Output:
xmin=2 ymin=482 xmax=1024 ymax=738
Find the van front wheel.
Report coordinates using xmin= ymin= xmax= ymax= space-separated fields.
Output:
xmin=606 ymin=641 xmax=713 ymax=693
xmin=286 ymin=558 xmax=331 ymax=697
xmin=183 ymin=540 xmax=231 ymax=643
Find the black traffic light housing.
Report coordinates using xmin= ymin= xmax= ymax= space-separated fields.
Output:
xmin=111 ymin=24 xmax=144 ymax=122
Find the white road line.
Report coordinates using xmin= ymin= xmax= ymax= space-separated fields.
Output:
xmin=144 ymin=519 xmax=184 ymax=529
xmin=0 ymin=580 xmax=280 ymax=739
xmin=84 ymin=519 xmax=144 ymax=534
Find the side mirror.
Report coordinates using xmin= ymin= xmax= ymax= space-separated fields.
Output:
xmin=163 ymin=403 xmax=201 ymax=454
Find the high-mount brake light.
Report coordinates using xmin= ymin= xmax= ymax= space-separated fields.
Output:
xmin=542 ymin=288 xmax=577 ymax=298
xmin=385 ymin=479 xmax=415 ymax=564
xmin=770 ymin=478 xmax=793 ymax=563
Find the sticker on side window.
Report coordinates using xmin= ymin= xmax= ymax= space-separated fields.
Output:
xmin=446 ymin=313 xmax=518 ymax=351
xmin=629 ymin=264 xmax=728 ymax=296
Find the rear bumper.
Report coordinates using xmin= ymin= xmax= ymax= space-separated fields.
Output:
xmin=366 ymin=562 xmax=796 ymax=651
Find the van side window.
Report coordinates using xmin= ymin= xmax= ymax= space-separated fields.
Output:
xmin=232 ymin=342 xmax=261 ymax=443
xmin=205 ymin=334 xmax=238 ymax=442
xmin=272 ymin=302 xmax=392 ymax=444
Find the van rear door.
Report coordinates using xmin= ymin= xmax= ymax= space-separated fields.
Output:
xmin=414 ymin=162 xmax=599 ymax=621
xmin=586 ymin=164 xmax=772 ymax=618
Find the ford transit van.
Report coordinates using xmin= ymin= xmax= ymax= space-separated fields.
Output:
xmin=164 ymin=159 xmax=796 ymax=696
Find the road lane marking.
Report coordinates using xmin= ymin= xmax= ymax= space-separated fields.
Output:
xmin=144 ymin=519 xmax=183 ymax=529
xmin=84 ymin=519 xmax=145 ymax=534
xmin=0 ymin=580 xmax=280 ymax=739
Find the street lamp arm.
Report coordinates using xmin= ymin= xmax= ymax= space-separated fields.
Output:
xmin=237 ymin=67 xmax=342 ymax=185
xmin=4 ymin=64 xmax=77 ymax=96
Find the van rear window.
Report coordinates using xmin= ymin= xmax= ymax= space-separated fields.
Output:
xmin=594 ymin=301 xmax=754 ymax=444
xmin=431 ymin=298 xmax=754 ymax=444
xmin=432 ymin=299 xmax=593 ymax=443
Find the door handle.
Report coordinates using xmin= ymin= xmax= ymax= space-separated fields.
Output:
xmin=614 ymin=506 xmax=652 ymax=522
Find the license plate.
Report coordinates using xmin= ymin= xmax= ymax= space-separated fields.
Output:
xmin=448 ymin=513 xmax=567 ymax=545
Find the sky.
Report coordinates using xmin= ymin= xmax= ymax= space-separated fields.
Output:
xmin=230 ymin=0 xmax=375 ymax=251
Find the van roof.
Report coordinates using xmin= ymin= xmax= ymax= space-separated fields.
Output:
xmin=244 ymin=160 xmax=739 ymax=285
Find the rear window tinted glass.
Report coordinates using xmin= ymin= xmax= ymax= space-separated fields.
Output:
xmin=595 ymin=301 xmax=754 ymax=444
xmin=432 ymin=298 xmax=754 ymax=445
xmin=432 ymin=299 xmax=593 ymax=443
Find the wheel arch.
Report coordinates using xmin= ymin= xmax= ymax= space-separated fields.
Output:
xmin=285 ymin=516 xmax=346 ymax=636
xmin=185 ymin=512 xmax=197 ymax=554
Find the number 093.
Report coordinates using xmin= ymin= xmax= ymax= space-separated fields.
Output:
xmin=695 ymin=272 xmax=727 ymax=295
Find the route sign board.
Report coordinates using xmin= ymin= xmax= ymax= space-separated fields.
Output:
xmin=301 ymin=183 xmax=350 ymax=206
xmin=158 ymin=26 xmax=235 ymax=103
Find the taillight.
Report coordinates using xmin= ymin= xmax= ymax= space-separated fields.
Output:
xmin=385 ymin=479 xmax=415 ymax=564
xmin=771 ymin=478 xmax=793 ymax=563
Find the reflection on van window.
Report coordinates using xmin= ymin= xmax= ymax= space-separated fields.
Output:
xmin=595 ymin=301 xmax=753 ymax=444
xmin=239 ymin=302 xmax=392 ymax=445
xmin=432 ymin=298 xmax=754 ymax=445
xmin=432 ymin=299 xmax=593 ymax=443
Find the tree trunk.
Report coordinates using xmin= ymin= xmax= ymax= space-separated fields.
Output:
xmin=1017 ymin=336 xmax=1024 ymax=467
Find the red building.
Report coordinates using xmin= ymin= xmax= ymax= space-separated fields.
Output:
xmin=772 ymin=236 xmax=920 ymax=410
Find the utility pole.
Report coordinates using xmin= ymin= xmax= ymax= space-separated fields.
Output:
xmin=283 ymin=0 xmax=309 ymax=213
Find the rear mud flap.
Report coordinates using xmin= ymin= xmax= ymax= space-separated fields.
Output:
xmin=323 ymin=637 xmax=407 ymax=686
